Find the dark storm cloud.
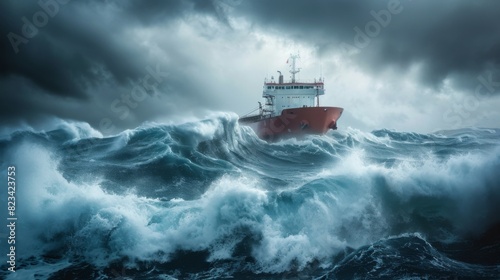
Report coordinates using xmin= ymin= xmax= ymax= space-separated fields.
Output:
xmin=0 ymin=0 xmax=224 ymax=130
xmin=2 ymin=0 xmax=499 ymax=133
xmin=238 ymin=0 xmax=500 ymax=92
xmin=0 ymin=0 xmax=219 ymax=94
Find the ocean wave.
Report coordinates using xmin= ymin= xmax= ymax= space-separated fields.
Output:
xmin=0 ymin=113 xmax=499 ymax=278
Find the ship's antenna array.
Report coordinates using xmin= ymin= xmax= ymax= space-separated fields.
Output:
xmin=288 ymin=53 xmax=301 ymax=83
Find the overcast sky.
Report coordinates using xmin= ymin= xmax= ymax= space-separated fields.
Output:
xmin=2 ymin=0 xmax=499 ymax=134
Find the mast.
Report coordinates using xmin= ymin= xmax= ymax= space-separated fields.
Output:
xmin=288 ymin=54 xmax=300 ymax=83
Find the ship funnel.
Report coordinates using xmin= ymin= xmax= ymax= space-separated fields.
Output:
xmin=277 ymin=71 xmax=283 ymax=84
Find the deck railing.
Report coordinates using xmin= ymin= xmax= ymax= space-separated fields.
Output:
xmin=264 ymin=78 xmax=324 ymax=85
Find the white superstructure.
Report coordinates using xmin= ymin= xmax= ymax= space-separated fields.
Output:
xmin=262 ymin=54 xmax=325 ymax=116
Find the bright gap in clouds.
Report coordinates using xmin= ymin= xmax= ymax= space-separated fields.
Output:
xmin=98 ymin=12 xmax=500 ymax=134
xmin=2 ymin=0 xmax=499 ymax=134
xmin=292 ymin=50 xmax=500 ymax=133
xmin=130 ymin=14 xmax=323 ymax=126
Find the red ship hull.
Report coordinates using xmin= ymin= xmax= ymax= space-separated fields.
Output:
xmin=239 ymin=106 xmax=343 ymax=140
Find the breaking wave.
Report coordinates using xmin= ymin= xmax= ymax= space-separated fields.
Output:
xmin=0 ymin=112 xmax=499 ymax=279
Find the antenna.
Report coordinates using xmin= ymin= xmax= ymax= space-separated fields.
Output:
xmin=288 ymin=53 xmax=300 ymax=83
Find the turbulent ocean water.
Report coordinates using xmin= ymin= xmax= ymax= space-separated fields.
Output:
xmin=1 ymin=112 xmax=499 ymax=279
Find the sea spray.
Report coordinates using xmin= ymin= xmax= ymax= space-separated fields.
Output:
xmin=0 ymin=113 xmax=499 ymax=279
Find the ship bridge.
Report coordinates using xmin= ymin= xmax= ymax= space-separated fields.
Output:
xmin=262 ymin=54 xmax=325 ymax=116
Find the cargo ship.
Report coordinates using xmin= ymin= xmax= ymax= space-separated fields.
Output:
xmin=239 ymin=54 xmax=343 ymax=140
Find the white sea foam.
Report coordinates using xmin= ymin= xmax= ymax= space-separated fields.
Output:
xmin=1 ymin=118 xmax=499 ymax=277
xmin=0 ymin=141 xmax=370 ymax=273
xmin=314 ymin=142 xmax=500 ymax=242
